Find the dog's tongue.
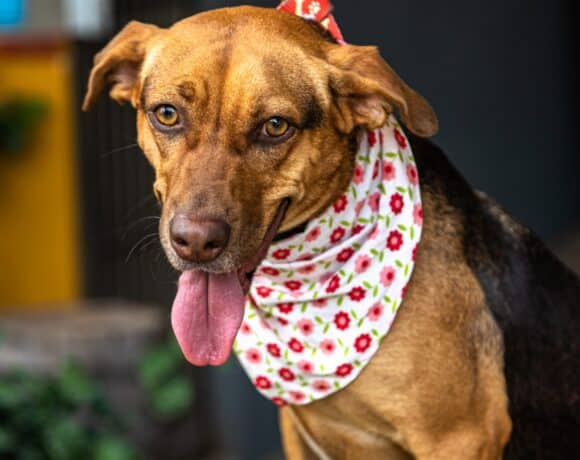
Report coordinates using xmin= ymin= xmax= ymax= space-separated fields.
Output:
xmin=171 ymin=270 xmax=245 ymax=366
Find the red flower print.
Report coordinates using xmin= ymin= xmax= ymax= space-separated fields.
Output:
xmin=354 ymin=254 xmax=371 ymax=274
xmin=367 ymin=302 xmax=384 ymax=322
xmin=305 ymin=226 xmax=321 ymax=242
xmin=319 ymin=272 xmax=333 ymax=284
xmin=261 ymin=267 xmax=280 ymax=276
xmin=334 ymin=311 xmax=351 ymax=331
xmin=267 ymin=343 xmax=281 ymax=358
xmin=255 ymin=375 xmax=272 ymax=390
xmin=298 ymin=360 xmax=314 ymax=373
xmin=312 ymin=298 xmax=328 ymax=308
xmin=413 ymin=203 xmax=423 ymax=226
xmin=278 ymin=317 xmax=289 ymax=326
xmin=389 ymin=192 xmax=404 ymax=215
xmin=348 ymin=286 xmax=366 ymax=302
xmin=325 ymin=274 xmax=341 ymax=293
xmin=296 ymin=253 xmax=314 ymax=261
xmin=256 ymin=286 xmax=273 ymax=298
xmin=335 ymin=363 xmax=354 ymax=377
xmin=298 ymin=318 xmax=315 ymax=335
xmin=289 ymin=391 xmax=306 ymax=403
xmin=288 ymin=338 xmax=304 ymax=353
xmin=245 ymin=348 xmax=262 ymax=364
xmin=406 ymin=164 xmax=418 ymax=185
xmin=271 ymin=397 xmax=287 ymax=407
xmin=330 ymin=226 xmax=346 ymax=244
xmin=278 ymin=367 xmax=295 ymax=382
xmin=277 ymin=303 xmax=294 ymax=314
xmin=351 ymin=224 xmax=365 ymax=236
xmin=333 ymin=195 xmax=348 ymax=213
xmin=370 ymin=225 xmax=380 ymax=240
xmin=402 ymin=284 xmax=408 ymax=297
xmin=298 ymin=264 xmax=316 ymax=275
xmin=284 ymin=280 xmax=302 ymax=292
xmin=240 ymin=322 xmax=252 ymax=334
xmin=372 ymin=159 xmax=379 ymax=180
xmin=368 ymin=130 xmax=377 ymax=147
xmin=413 ymin=243 xmax=419 ymax=261
xmin=353 ymin=164 xmax=364 ymax=185
xmin=368 ymin=192 xmax=381 ymax=212
xmin=355 ymin=199 xmax=365 ymax=215
xmin=336 ymin=247 xmax=354 ymax=263
xmin=394 ymin=128 xmax=407 ymax=148
xmin=386 ymin=230 xmax=404 ymax=251
xmin=312 ymin=379 xmax=331 ymax=392
xmin=354 ymin=333 xmax=372 ymax=353
xmin=273 ymin=248 xmax=291 ymax=260
xmin=383 ymin=161 xmax=396 ymax=181
xmin=380 ymin=266 xmax=396 ymax=287
xmin=320 ymin=339 xmax=336 ymax=355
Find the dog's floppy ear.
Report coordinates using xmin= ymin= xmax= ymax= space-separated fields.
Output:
xmin=82 ymin=21 xmax=161 ymax=111
xmin=326 ymin=45 xmax=438 ymax=137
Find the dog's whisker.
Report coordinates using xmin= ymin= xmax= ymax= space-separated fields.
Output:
xmin=101 ymin=143 xmax=140 ymax=158
xmin=125 ymin=232 xmax=159 ymax=264
xmin=124 ymin=195 xmax=158 ymax=218
xmin=119 ymin=215 xmax=161 ymax=239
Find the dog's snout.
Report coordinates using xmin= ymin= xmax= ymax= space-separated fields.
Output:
xmin=170 ymin=214 xmax=231 ymax=263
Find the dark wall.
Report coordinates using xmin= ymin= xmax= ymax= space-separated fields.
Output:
xmin=332 ymin=0 xmax=579 ymax=240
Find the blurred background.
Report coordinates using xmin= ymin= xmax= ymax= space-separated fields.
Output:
xmin=0 ymin=0 xmax=578 ymax=459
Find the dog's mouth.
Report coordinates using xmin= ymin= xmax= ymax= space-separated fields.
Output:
xmin=171 ymin=199 xmax=290 ymax=366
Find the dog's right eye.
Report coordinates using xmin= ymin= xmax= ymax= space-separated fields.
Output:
xmin=154 ymin=105 xmax=179 ymax=127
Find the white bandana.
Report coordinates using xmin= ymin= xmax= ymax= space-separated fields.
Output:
xmin=233 ymin=117 xmax=423 ymax=406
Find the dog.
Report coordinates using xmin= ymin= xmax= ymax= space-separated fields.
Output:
xmin=83 ymin=5 xmax=580 ymax=459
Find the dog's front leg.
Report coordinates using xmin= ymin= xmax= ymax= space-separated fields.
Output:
xmin=279 ymin=407 xmax=320 ymax=460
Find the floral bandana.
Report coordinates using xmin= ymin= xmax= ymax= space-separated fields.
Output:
xmin=232 ymin=0 xmax=422 ymax=406
xmin=233 ymin=116 xmax=423 ymax=406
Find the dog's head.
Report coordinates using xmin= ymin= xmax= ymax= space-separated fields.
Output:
xmin=83 ymin=6 xmax=437 ymax=365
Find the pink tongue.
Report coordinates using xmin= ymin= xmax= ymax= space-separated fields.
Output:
xmin=171 ymin=270 xmax=245 ymax=366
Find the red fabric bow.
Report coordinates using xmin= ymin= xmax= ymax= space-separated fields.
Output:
xmin=277 ymin=0 xmax=344 ymax=43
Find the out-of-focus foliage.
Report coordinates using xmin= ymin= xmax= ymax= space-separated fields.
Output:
xmin=139 ymin=335 xmax=195 ymax=420
xmin=0 ymin=361 xmax=136 ymax=460
xmin=0 ymin=97 xmax=47 ymax=157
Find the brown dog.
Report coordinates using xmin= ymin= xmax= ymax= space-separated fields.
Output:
xmin=83 ymin=6 xmax=580 ymax=459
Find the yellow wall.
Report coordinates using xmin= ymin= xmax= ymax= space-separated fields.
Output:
xmin=0 ymin=44 xmax=79 ymax=309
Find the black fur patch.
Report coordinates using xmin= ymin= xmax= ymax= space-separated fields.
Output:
xmin=409 ymin=132 xmax=580 ymax=459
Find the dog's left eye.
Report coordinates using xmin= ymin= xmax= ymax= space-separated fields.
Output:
xmin=154 ymin=104 xmax=179 ymax=127
xmin=259 ymin=117 xmax=295 ymax=142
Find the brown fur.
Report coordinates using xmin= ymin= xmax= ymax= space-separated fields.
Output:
xmin=84 ymin=6 xmax=511 ymax=458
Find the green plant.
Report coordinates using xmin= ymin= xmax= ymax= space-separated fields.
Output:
xmin=138 ymin=335 xmax=195 ymax=420
xmin=0 ymin=362 xmax=136 ymax=460
xmin=0 ymin=97 xmax=47 ymax=157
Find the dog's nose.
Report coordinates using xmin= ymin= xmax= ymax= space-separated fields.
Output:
xmin=170 ymin=214 xmax=230 ymax=263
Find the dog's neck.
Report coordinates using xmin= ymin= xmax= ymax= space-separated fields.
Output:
xmin=233 ymin=116 xmax=424 ymax=406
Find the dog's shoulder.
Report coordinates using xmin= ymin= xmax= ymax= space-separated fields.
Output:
xmin=409 ymin=132 xmax=580 ymax=457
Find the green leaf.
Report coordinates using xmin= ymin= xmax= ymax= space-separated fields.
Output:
xmin=149 ymin=376 xmax=194 ymax=419
xmin=57 ymin=361 xmax=99 ymax=404
xmin=94 ymin=436 xmax=136 ymax=460
xmin=139 ymin=342 xmax=181 ymax=392
xmin=44 ymin=416 xmax=86 ymax=460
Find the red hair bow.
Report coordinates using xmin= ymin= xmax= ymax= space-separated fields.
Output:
xmin=277 ymin=0 xmax=344 ymax=43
